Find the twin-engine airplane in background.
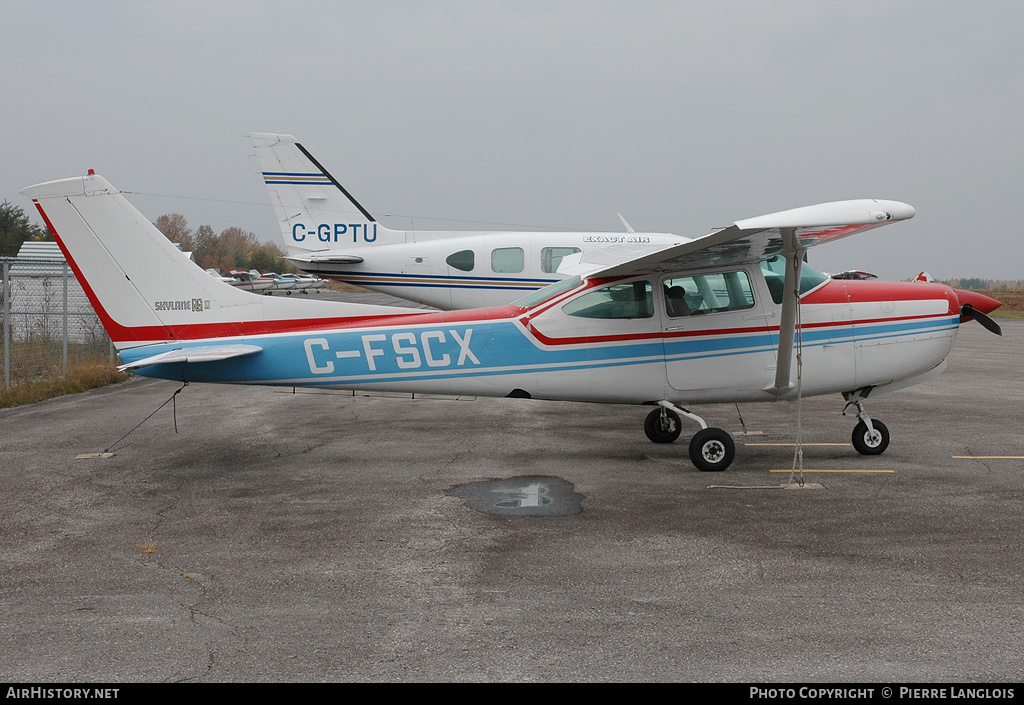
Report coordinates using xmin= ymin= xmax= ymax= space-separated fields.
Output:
xmin=21 ymin=172 xmax=1001 ymax=471
xmin=250 ymin=132 xmax=685 ymax=310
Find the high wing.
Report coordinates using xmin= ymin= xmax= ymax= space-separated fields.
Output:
xmin=557 ymin=199 xmax=915 ymax=278
xmin=558 ymin=198 xmax=916 ymax=395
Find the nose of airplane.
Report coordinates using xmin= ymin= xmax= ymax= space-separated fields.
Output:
xmin=954 ymin=288 xmax=1001 ymax=315
xmin=953 ymin=288 xmax=1003 ymax=335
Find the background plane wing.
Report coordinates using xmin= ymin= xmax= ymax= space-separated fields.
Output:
xmin=557 ymin=199 xmax=915 ymax=279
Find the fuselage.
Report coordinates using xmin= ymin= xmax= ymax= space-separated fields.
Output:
xmin=24 ymin=170 xmax=982 ymax=412
xmin=120 ymin=262 xmax=964 ymax=406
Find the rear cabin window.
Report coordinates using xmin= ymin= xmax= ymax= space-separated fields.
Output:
xmin=491 ymin=247 xmax=525 ymax=273
xmin=541 ymin=247 xmax=582 ymax=273
xmin=663 ymin=271 xmax=755 ymax=317
xmin=446 ymin=250 xmax=475 ymax=272
xmin=562 ymin=281 xmax=654 ymax=319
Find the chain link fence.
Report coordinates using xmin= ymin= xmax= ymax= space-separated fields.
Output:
xmin=2 ymin=257 xmax=114 ymax=389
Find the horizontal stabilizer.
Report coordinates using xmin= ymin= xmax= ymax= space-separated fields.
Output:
xmin=118 ymin=344 xmax=263 ymax=371
xmin=286 ymin=254 xmax=365 ymax=264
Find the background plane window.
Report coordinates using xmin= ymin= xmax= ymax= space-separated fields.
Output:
xmin=492 ymin=247 xmax=525 ymax=273
xmin=562 ymin=281 xmax=653 ymax=319
xmin=541 ymin=247 xmax=582 ymax=273
xmin=662 ymin=271 xmax=754 ymax=317
xmin=446 ymin=250 xmax=475 ymax=272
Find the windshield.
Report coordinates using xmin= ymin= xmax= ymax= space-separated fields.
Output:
xmin=510 ymin=276 xmax=582 ymax=308
xmin=760 ymin=257 xmax=829 ymax=304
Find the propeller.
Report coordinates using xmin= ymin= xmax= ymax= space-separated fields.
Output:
xmin=960 ymin=304 xmax=1002 ymax=336
xmin=946 ymin=287 xmax=1002 ymax=336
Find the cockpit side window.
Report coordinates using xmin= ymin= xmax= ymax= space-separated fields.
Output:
xmin=446 ymin=250 xmax=475 ymax=272
xmin=562 ymin=281 xmax=654 ymax=319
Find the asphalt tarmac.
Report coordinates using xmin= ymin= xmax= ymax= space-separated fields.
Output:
xmin=1 ymin=303 xmax=1022 ymax=683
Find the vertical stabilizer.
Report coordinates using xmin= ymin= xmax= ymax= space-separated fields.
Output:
xmin=249 ymin=132 xmax=405 ymax=259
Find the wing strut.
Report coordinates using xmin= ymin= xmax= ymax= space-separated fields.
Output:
xmin=769 ymin=231 xmax=824 ymax=489
xmin=770 ymin=229 xmax=805 ymax=394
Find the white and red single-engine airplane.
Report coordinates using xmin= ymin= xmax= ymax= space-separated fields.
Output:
xmin=21 ymin=172 xmax=1001 ymax=471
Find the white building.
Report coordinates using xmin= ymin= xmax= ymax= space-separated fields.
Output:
xmin=5 ymin=241 xmax=106 ymax=344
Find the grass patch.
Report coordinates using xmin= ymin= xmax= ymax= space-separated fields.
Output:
xmin=972 ymin=289 xmax=1024 ymax=319
xmin=0 ymin=362 xmax=127 ymax=408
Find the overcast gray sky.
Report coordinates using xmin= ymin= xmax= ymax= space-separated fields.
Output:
xmin=3 ymin=1 xmax=1021 ymax=281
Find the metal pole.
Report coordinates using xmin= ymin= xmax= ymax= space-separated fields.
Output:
xmin=3 ymin=260 xmax=10 ymax=389
xmin=63 ymin=261 xmax=69 ymax=374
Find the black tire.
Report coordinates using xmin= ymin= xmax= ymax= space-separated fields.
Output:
xmin=688 ymin=427 xmax=735 ymax=472
xmin=644 ymin=408 xmax=682 ymax=443
xmin=852 ymin=420 xmax=889 ymax=455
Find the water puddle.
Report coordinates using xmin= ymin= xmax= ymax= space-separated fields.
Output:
xmin=448 ymin=475 xmax=583 ymax=516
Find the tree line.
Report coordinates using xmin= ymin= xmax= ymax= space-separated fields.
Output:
xmin=938 ymin=277 xmax=1024 ymax=291
xmin=2 ymin=201 xmax=293 ymax=278
xmin=154 ymin=213 xmax=292 ymax=275
xmin=0 ymin=200 xmax=47 ymax=256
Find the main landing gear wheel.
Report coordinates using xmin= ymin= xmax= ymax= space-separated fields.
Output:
xmin=644 ymin=408 xmax=682 ymax=443
xmin=689 ymin=427 xmax=736 ymax=472
xmin=852 ymin=419 xmax=889 ymax=455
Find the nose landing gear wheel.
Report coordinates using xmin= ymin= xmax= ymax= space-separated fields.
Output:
xmin=689 ymin=427 xmax=735 ymax=472
xmin=644 ymin=408 xmax=682 ymax=443
xmin=852 ymin=419 xmax=889 ymax=455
